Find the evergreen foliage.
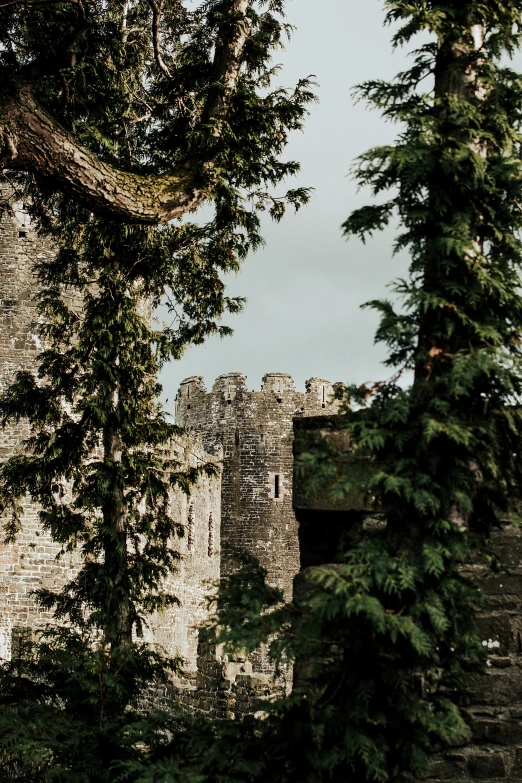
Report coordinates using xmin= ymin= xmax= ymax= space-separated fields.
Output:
xmin=0 ymin=628 xmax=176 ymax=782
xmin=159 ymin=3 xmax=522 ymax=782
xmin=0 ymin=212 xmax=228 ymax=779
xmin=285 ymin=2 xmax=522 ymax=778
xmin=0 ymin=2 xmax=313 ymax=778
xmin=0 ymin=0 xmax=314 ymax=221
xmin=4 ymin=1 xmax=522 ymax=781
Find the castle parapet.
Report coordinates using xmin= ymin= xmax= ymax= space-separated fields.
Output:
xmin=175 ymin=372 xmax=341 ymax=430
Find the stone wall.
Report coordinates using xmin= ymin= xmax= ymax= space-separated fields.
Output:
xmin=147 ymin=434 xmax=222 ymax=674
xmin=0 ymin=430 xmax=221 ymax=671
xmin=0 ymin=191 xmax=69 ymax=660
xmin=0 ymin=194 xmax=221 ymax=673
xmin=427 ymin=526 xmax=522 ymax=783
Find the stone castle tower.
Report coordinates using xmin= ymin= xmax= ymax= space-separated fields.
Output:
xmin=175 ymin=372 xmax=340 ymax=602
xmin=3 ymin=194 xmax=522 ymax=779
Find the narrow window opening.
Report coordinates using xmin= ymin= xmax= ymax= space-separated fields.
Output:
xmin=322 ymin=385 xmax=326 ymax=408
xmin=208 ymin=512 xmax=214 ymax=556
xmin=274 ymin=474 xmax=280 ymax=499
xmin=187 ymin=503 xmax=195 ymax=552
xmin=18 ymin=231 xmax=26 ymax=238
xmin=235 ymin=428 xmax=240 ymax=447
xmin=227 ymin=398 xmax=232 ymax=405
xmin=187 ymin=404 xmax=191 ymax=409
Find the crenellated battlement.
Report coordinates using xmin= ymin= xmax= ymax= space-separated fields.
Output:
xmin=175 ymin=371 xmax=341 ymax=432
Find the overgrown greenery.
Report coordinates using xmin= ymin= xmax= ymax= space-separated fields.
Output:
xmin=0 ymin=211 xmax=235 ymax=780
xmin=0 ymin=0 xmax=313 ymax=221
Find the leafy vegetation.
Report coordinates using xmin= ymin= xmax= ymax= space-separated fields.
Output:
xmin=192 ymin=3 xmax=522 ymax=781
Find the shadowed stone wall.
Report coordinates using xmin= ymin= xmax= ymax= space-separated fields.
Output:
xmin=426 ymin=526 xmax=522 ymax=783
xmin=294 ymin=415 xmax=522 ymax=783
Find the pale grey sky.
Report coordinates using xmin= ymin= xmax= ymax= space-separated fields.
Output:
xmin=160 ymin=0 xmax=416 ymax=408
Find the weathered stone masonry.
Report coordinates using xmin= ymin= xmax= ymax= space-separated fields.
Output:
xmin=0 ymin=197 xmax=222 ymax=672
xmin=173 ymin=372 xmax=340 ymax=692
xmin=175 ymin=372 xmax=340 ymax=602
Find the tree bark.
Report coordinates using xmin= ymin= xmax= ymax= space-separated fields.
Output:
xmin=414 ymin=14 xmax=485 ymax=534
xmin=0 ymin=0 xmax=250 ymax=224
xmin=102 ymin=415 xmax=132 ymax=647
xmin=415 ymin=15 xmax=485 ymax=384
xmin=434 ymin=20 xmax=484 ymax=102
xmin=102 ymin=280 xmax=131 ymax=647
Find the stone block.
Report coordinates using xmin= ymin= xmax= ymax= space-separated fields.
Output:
xmin=510 ymin=748 xmax=522 ymax=779
xmin=470 ymin=671 xmax=522 ymax=706
xmin=472 ymin=719 xmax=522 ymax=746
xmin=426 ymin=754 xmax=467 ymax=779
xmin=487 ymin=530 xmax=522 ymax=570
xmin=468 ymin=752 xmax=507 ymax=779
xmin=476 ymin=616 xmax=517 ymax=656
xmin=491 ymin=658 xmax=513 ymax=670
xmin=482 ymin=575 xmax=522 ymax=598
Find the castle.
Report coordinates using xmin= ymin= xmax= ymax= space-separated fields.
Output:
xmin=2 ymin=198 xmax=522 ymax=780
xmin=0 ymin=195 xmax=342 ymax=707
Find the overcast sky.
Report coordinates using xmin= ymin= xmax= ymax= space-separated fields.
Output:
xmin=160 ymin=0 xmax=418 ymax=408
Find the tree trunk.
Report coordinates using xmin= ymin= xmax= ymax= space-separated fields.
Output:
xmin=415 ymin=15 xmax=485 ymax=383
xmin=101 ymin=266 xmax=132 ymax=647
xmin=102 ymin=415 xmax=132 ymax=647
xmin=414 ymin=14 xmax=485 ymax=532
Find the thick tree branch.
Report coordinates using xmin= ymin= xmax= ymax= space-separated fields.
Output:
xmin=0 ymin=0 xmax=251 ymax=223
xmin=0 ymin=88 xmax=207 ymax=222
